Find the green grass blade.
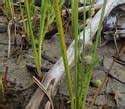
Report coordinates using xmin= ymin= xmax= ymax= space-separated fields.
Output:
xmin=71 ymin=0 xmax=79 ymax=108
xmin=78 ymin=0 xmax=87 ymax=104
xmin=81 ymin=0 xmax=107 ymax=108
xmin=4 ymin=0 xmax=15 ymax=18
xmin=24 ymin=0 xmax=41 ymax=77
xmin=93 ymin=0 xmax=107 ymax=57
xmin=38 ymin=0 xmax=48 ymax=67
xmin=52 ymin=0 xmax=74 ymax=109
xmin=81 ymin=58 xmax=98 ymax=109
xmin=0 ymin=72 xmax=4 ymax=103
xmin=19 ymin=1 xmax=27 ymax=34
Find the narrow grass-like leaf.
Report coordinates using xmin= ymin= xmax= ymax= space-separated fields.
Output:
xmin=4 ymin=0 xmax=15 ymax=18
xmin=78 ymin=0 xmax=87 ymax=105
xmin=81 ymin=0 xmax=107 ymax=108
xmin=52 ymin=0 xmax=74 ymax=109
xmin=19 ymin=1 xmax=27 ymax=34
xmin=38 ymin=0 xmax=48 ymax=67
xmin=0 ymin=72 xmax=4 ymax=103
xmin=71 ymin=0 xmax=79 ymax=108
xmin=24 ymin=0 xmax=41 ymax=77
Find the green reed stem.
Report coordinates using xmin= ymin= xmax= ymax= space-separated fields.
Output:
xmin=24 ymin=0 xmax=41 ymax=77
xmin=81 ymin=58 xmax=98 ymax=109
xmin=52 ymin=0 xmax=74 ymax=109
xmin=71 ymin=0 xmax=79 ymax=108
xmin=4 ymin=0 xmax=15 ymax=18
xmin=0 ymin=72 xmax=4 ymax=103
xmin=78 ymin=0 xmax=86 ymax=104
xmin=81 ymin=0 xmax=107 ymax=108
xmin=93 ymin=0 xmax=107 ymax=56
xmin=38 ymin=0 xmax=48 ymax=67
xmin=19 ymin=1 xmax=27 ymax=34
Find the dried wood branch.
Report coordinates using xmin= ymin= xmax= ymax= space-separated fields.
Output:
xmin=7 ymin=20 xmax=13 ymax=58
xmin=62 ymin=3 xmax=103 ymax=16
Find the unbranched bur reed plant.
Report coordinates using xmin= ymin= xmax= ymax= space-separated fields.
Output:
xmin=3 ymin=0 xmax=63 ymax=77
xmin=24 ymin=0 xmax=55 ymax=78
xmin=2 ymin=0 xmax=106 ymax=108
xmin=24 ymin=0 xmax=65 ymax=77
xmin=3 ymin=0 xmax=55 ymax=77
xmin=52 ymin=0 xmax=107 ymax=109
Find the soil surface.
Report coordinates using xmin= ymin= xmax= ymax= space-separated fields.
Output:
xmin=0 ymin=2 xmax=125 ymax=109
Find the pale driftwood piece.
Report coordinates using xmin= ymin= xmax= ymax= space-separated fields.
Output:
xmin=104 ymin=30 xmax=125 ymax=35
xmin=80 ymin=0 xmax=104 ymax=4
xmin=62 ymin=3 xmax=103 ymax=16
xmin=18 ymin=3 xmax=102 ymax=24
xmin=26 ymin=0 xmax=125 ymax=109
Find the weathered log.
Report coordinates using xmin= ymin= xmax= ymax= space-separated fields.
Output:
xmin=26 ymin=0 xmax=125 ymax=109
xmin=62 ymin=3 xmax=103 ymax=16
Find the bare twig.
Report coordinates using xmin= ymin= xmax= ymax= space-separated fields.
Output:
xmin=7 ymin=20 xmax=13 ymax=58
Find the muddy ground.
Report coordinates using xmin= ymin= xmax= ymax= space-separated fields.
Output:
xmin=0 ymin=4 xmax=125 ymax=109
